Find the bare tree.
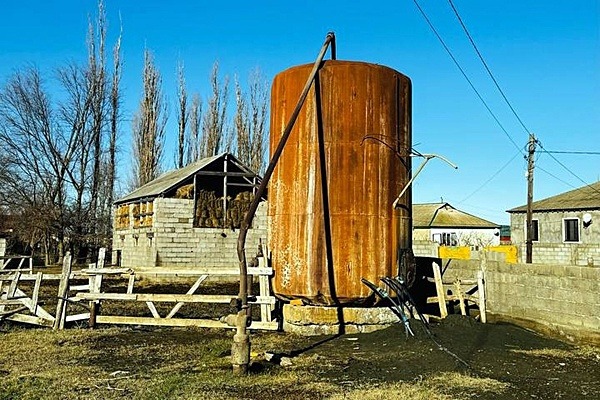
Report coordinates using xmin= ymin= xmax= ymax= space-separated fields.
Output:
xmin=186 ymin=93 xmax=202 ymax=164
xmin=200 ymin=61 xmax=229 ymax=157
xmin=234 ymin=69 xmax=268 ymax=173
xmin=88 ymin=1 xmax=108 ymax=222
xmin=0 ymin=66 xmax=77 ymax=263
xmin=131 ymin=49 xmax=167 ymax=188
xmin=176 ymin=61 xmax=188 ymax=168
xmin=0 ymin=0 xmax=121 ymax=265
xmin=105 ymin=17 xmax=122 ymax=236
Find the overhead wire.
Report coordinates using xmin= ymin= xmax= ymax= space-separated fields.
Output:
xmin=441 ymin=0 xmax=598 ymax=192
xmin=542 ymin=150 xmax=600 ymax=155
xmin=410 ymin=0 xmax=525 ymax=156
xmin=536 ymin=164 xmax=577 ymax=189
xmin=457 ymin=148 xmax=522 ymax=203
xmin=447 ymin=0 xmax=531 ymax=135
xmin=537 ymin=142 xmax=600 ymax=195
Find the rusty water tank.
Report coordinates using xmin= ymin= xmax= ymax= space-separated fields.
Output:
xmin=268 ymin=60 xmax=412 ymax=306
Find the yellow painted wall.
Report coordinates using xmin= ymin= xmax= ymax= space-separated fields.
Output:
xmin=485 ymin=245 xmax=518 ymax=264
xmin=438 ymin=246 xmax=471 ymax=260
xmin=437 ymin=245 xmax=518 ymax=263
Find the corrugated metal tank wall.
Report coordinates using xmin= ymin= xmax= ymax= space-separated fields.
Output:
xmin=268 ymin=60 xmax=412 ymax=305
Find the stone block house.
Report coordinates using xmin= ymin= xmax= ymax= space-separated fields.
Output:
xmin=412 ymin=202 xmax=501 ymax=257
xmin=508 ymin=181 xmax=600 ymax=265
xmin=112 ymin=153 xmax=266 ymax=271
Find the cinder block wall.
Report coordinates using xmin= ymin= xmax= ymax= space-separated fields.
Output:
xmin=113 ymin=198 xmax=267 ymax=270
xmin=413 ymin=240 xmax=439 ymax=257
xmin=511 ymin=210 xmax=600 ymax=265
xmin=442 ymin=257 xmax=600 ymax=344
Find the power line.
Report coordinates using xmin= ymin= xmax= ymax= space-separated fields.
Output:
xmin=447 ymin=0 xmax=531 ymax=135
xmin=457 ymin=149 xmax=522 ymax=203
xmin=542 ymin=150 xmax=600 ymax=155
xmin=410 ymin=0 xmax=525 ymax=155
xmin=438 ymin=1 xmax=600 ymax=196
xmin=412 ymin=1 xmax=600 ymax=200
xmin=536 ymin=164 xmax=577 ymax=189
xmin=537 ymin=141 xmax=600 ymax=195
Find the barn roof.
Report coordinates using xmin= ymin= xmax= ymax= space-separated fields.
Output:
xmin=413 ymin=203 xmax=500 ymax=229
xmin=115 ymin=153 xmax=258 ymax=205
xmin=507 ymin=181 xmax=600 ymax=213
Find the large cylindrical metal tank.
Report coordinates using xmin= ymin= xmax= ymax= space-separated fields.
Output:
xmin=268 ymin=60 xmax=412 ymax=306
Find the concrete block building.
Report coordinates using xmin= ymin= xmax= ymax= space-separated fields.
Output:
xmin=413 ymin=203 xmax=501 ymax=246
xmin=508 ymin=181 xmax=600 ymax=265
xmin=112 ymin=153 xmax=266 ymax=271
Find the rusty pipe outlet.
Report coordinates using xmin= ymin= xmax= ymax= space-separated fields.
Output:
xmin=232 ymin=32 xmax=336 ymax=375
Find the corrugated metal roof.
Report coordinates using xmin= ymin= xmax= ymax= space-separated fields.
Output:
xmin=507 ymin=181 xmax=600 ymax=213
xmin=115 ymin=153 xmax=254 ymax=205
xmin=413 ymin=203 xmax=500 ymax=228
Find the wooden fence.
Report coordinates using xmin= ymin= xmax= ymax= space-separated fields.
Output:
xmin=1 ymin=255 xmax=33 ymax=273
xmin=0 ymin=252 xmax=91 ymax=328
xmin=427 ymin=262 xmax=486 ymax=322
xmin=1 ymin=248 xmax=278 ymax=331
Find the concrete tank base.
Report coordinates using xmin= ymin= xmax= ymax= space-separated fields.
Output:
xmin=282 ymin=304 xmax=399 ymax=336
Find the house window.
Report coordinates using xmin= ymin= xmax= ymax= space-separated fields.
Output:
xmin=525 ymin=219 xmax=539 ymax=242
xmin=432 ymin=232 xmax=458 ymax=246
xmin=563 ymin=218 xmax=580 ymax=242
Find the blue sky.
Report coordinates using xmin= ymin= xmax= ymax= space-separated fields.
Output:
xmin=0 ymin=1 xmax=598 ymax=224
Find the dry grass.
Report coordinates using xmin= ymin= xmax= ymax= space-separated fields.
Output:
xmin=328 ymin=382 xmax=453 ymax=400
xmin=510 ymin=345 xmax=600 ymax=360
xmin=0 ymin=324 xmax=488 ymax=400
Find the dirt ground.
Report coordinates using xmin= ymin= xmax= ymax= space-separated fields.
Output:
xmin=269 ymin=315 xmax=600 ymax=399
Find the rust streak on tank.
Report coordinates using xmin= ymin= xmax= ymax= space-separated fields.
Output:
xmin=269 ymin=61 xmax=412 ymax=305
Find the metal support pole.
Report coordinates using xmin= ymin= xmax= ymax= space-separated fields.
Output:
xmin=232 ymin=32 xmax=336 ymax=375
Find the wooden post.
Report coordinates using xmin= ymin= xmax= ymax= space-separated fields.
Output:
xmin=454 ymin=280 xmax=466 ymax=316
xmin=432 ymin=262 xmax=448 ymax=318
xmin=258 ymin=256 xmax=272 ymax=323
xmin=126 ymin=274 xmax=135 ymax=294
xmin=54 ymin=252 xmax=72 ymax=330
xmin=165 ymin=275 xmax=207 ymax=319
xmin=89 ymin=248 xmax=106 ymax=329
xmin=525 ymin=133 xmax=536 ymax=263
xmin=477 ymin=270 xmax=487 ymax=323
xmin=0 ymin=272 xmax=21 ymax=314
xmin=31 ymin=272 xmax=42 ymax=315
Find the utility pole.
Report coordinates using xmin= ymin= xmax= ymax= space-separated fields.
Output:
xmin=525 ymin=133 xmax=536 ymax=263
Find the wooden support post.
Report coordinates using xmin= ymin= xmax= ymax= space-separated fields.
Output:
xmin=258 ymin=257 xmax=272 ymax=323
xmin=454 ymin=280 xmax=466 ymax=316
xmin=126 ymin=274 xmax=135 ymax=294
xmin=166 ymin=275 xmax=207 ymax=319
xmin=8 ymin=272 xmax=21 ymax=300
xmin=54 ymin=252 xmax=72 ymax=330
xmin=432 ymin=262 xmax=448 ymax=318
xmin=0 ymin=279 xmax=5 ymax=314
xmin=0 ymin=272 xmax=21 ymax=314
xmin=146 ymin=301 xmax=160 ymax=318
xmin=88 ymin=248 xmax=105 ymax=329
xmin=477 ymin=270 xmax=487 ymax=323
xmin=31 ymin=272 xmax=42 ymax=315
xmin=29 ymin=257 xmax=33 ymax=273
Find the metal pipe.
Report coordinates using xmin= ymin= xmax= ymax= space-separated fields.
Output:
xmin=392 ymin=153 xmax=458 ymax=209
xmin=232 ymin=32 xmax=336 ymax=375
